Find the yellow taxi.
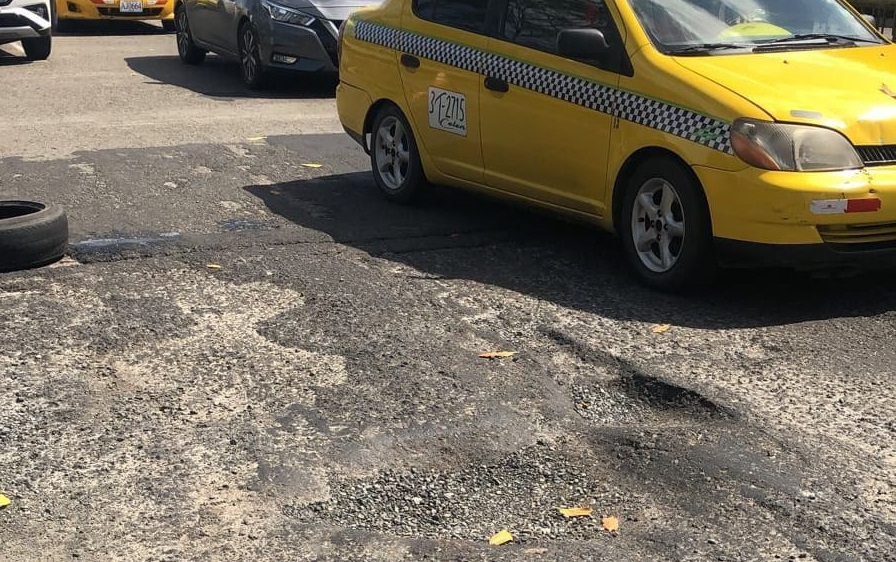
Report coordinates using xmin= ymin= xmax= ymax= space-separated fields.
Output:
xmin=55 ymin=0 xmax=175 ymax=31
xmin=336 ymin=0 xmax=896 ymax=291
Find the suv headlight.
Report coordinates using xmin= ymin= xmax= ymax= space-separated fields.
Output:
xmin=262 ymin=0 xmax=315 ymax=26
xmin=731 ymin=118 xmax=863 ymax=172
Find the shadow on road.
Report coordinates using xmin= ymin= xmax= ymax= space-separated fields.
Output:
xmin=244 ymin=171 xmax=896 ymax=329
xmin=125 ymin=55 xmax=338 ymax=99
xmin=54 ymin=20 xmax=169 ymax=36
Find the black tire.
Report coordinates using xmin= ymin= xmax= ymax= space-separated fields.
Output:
xmin=619 ymin=156 xmax=716 ymax=292
xmin=175 ymin=3 xmax=206 ymax=65
xmin=0 ymin=201 xmax=69 ymax=273
xmin=22 ymin=36 xmax=51 ymax=61
xmin=238 ymin=21 xmax=267 ymax=89
xmin=50 ymin=0 xmax=58 ymax=31
xmin=369 ymin=104 xmax=427 ymax=204
xmin=162 ymin=19 xmax=176 ymax=32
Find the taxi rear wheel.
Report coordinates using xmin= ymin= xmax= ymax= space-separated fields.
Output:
xmin=619 ymin=156 xmax=716 ymax=292
xmin=370 ymin=105 xmax=425 ymax=203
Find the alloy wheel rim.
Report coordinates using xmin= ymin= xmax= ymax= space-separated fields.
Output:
xmin=630 ymin=177 xmax=686 ymax=273
xmin=176 ymin=10 xmax=190 ymax=54
xmin=374 ymin=116 xmax=410 ymax=190
xmin=241 ymin=28 xmax=257 ymax=82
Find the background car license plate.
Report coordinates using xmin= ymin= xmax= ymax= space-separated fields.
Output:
xmin=120 ymin=1 xmax=143 ymax=12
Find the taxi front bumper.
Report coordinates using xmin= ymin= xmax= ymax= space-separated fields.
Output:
xmin=58 ymin=0 xmax=174 ymax=20
xmin=696 ymin=164 xmax=896 ymax=270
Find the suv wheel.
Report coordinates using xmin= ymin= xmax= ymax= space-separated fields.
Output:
xmin=175 ymin=3 xmax=206 ymax=65
xmin=22 ymin=36 xmax=51 ymax=61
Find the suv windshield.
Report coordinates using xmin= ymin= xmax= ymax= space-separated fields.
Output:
xmin=627 ymin=0 xmax=883 ymax=54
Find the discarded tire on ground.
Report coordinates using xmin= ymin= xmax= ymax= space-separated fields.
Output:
xmin=0 ymin=201 xmax=69 ymax=272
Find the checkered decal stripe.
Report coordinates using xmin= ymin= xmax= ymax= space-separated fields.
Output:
xmin=353 ymin=21 xmax=732 ymax=154
xmin=355 ymin=20 xmax=485 ymax=74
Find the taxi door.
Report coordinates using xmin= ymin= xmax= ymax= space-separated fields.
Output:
xmin=480 ymin=0 xmax=630 ymax=217
xmin=397 ymin=0 xmax=488 ymax=183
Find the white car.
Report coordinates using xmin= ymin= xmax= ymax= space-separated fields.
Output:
xmin=0 ymin=0 xmax=52 ymax=60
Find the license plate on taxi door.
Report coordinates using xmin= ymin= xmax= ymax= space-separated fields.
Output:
xmin=120 ymin=1 xmax=143 ymax=12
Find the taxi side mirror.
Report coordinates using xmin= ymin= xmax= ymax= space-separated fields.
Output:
xmin=862 ymin=14 xmax=876 ymax=27
xmin=557 ymin=28 xmax=610 ymax=60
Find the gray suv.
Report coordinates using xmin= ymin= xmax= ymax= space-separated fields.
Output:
xmin=173 ymin=0 xmax=378 ymax=88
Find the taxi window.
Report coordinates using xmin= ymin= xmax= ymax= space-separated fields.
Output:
xmin=500 ymin=0 xmax=629 ymax=73
xmin=414 ymin=0 xmax=490 ymax=34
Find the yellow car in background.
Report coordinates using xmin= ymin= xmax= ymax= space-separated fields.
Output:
xmin=336 ymin=0 xmax=896 ymax=291
xmin=54 ymin=0 xmax=175 ymax=31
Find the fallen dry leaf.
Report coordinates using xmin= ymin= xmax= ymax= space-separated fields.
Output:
xmin=602 ymin=516 xmax=619 ymax=532
xmin=0 ymin=494 xmax=9 ymax=509
xmin=206 ymin=264 xmax=223 ymax=270
xmin=479 ymin=351 xmax=516 ymax=359
xmin=559 ymin=506 xmax=593 ymax=518
xmin=488 ymin=529 xmax=513 ymax=545
xmin=652 ymin=324 xmax=671 ymax=334
xmin=301 ymin=163 xmax=323 ymax=168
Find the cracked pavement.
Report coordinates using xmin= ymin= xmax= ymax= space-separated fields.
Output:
xmin=0 ymin=21 xmax=894 ymax=562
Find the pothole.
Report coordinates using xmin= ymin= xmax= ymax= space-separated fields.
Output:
xmin=617 ymin=370 xmax=737 ymax=421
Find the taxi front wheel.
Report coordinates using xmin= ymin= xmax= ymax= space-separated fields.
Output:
xmin=619 ymin=157 xmax=716 ymax=292
xmin=370 ymin=105 xmax=426 ymax=204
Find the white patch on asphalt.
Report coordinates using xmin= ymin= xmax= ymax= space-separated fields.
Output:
xmin=227 ymin=145 xmax=256 ymax=159
xmin=68 ymin=162 xmax=96 ymax=175
xmin=249 ymin=174 xmax=273 ymax=186
xmin=219 ymin=201 xmax=244 ymax=212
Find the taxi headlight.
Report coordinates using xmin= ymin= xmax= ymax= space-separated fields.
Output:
xmin=262 ymin=0 xmax=315 ymax=26
xmin=731 ymin=118 xmax=863 ymax=172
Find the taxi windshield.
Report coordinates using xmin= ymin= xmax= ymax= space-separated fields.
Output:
xmin=626 ymin=0 xmax=883 ymax=54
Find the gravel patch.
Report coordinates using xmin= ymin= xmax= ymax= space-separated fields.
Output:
xmin=289 ymin=442 xmax=633 ymax=544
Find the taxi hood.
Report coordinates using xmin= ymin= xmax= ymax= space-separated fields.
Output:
xmin=673 ymin=46 xmax=896 ymax=145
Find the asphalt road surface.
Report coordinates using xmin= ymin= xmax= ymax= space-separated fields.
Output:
xmin=1 ymin=22 xmax=895 ymax=562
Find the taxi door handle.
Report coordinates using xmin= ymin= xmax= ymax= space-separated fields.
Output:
xmin=484 ymin=76 xmax=509 ymax=93
xmin=400 ymin=54 xmax=420 ymax=68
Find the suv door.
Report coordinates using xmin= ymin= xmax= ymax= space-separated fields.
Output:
xmin=397 ymin=0 xmax=490 ymax=183
xmin=481 ymin=0 xmax=631 ymax=217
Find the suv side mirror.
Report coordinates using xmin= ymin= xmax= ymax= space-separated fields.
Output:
xmin=557 ymin=28 xmax=610 ymax=60
xmin=862 ymin=14 xmax=877 ymax=27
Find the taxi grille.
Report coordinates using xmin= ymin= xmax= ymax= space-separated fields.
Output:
xmin=818 ymin=221 xmax=896 ymax=250
xmin=97 ymin=7 xmax=163 ymax=16
xmin=856 ymin=145 xmax=896 ymax=166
